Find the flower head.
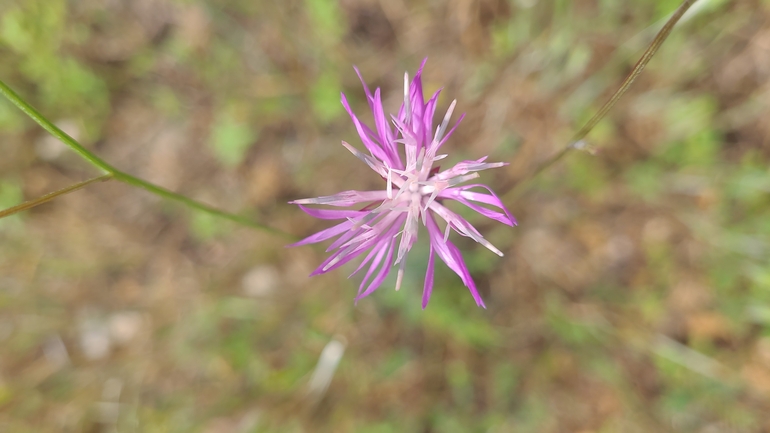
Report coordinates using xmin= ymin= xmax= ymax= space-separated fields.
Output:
xmin=291 ymin=59 xmax=516 ymax=308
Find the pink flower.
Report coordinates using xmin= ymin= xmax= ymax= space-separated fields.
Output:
xmin=291 ymin=59 xmax=515 ymax=308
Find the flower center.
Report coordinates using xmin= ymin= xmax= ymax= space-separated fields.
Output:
xmin=396 ymin=186 xmax=423 ymax=206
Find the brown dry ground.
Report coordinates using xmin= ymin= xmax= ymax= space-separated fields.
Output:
xmin=2 ymin=0 xmax=770 ymax=432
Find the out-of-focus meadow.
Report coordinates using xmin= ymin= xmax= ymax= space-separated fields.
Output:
xmin=1 ymin=0 xmax=769 ymax=431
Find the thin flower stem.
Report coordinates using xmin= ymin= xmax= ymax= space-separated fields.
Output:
xmin=502 ymin=0 xmax=697 ymax=199
xmin=0 ymin=79 xmax=295 ymax=240
xmin=111 ymin=170 xmax=294 ymax=238
xmin=0 ymin=80 xmax=114 ymax=173
xmin=0 ymin=80 xmax=296 ymax=240
xmin=0 ymin=174 xmax=113 ymax=219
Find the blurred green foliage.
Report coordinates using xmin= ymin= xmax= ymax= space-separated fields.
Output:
xmin=209 ymin=110 xmax=258 ymax=167
xmin=0 ymin=181 xmax=24 ymax=231
xmin=1 ymin=0 xmax=109 ymax=140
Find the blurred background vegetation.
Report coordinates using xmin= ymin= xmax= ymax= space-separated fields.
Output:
xmin=1 ymin=0 xmax=769 ymax=431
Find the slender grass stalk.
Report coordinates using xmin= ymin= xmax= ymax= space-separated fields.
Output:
xmin=0 ymin=174 xmax=112 ymax=219
xmin=110 ymin=170 xmax=292 ymax=237
xmin=501 ymin=0 xmax=698 ymax=199
xmin=0 ymin=79 xmax=295 ymax=239
xmin=0 ymin=81 xmax=114 ymax=173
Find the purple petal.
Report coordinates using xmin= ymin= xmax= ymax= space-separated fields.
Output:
xmin=416 ymin=57 xmax=428 ymax=77
xmin=310 ymin=245 xmax=354 ymax=276
xmin=422 ymin=245 xmax=435 ymax=309
xmin=289 ymin=220 xmax=353 ymax=247
xmin=291 ymin=190 xmax=388 ymax=207
xmin=297 ymin=205 xmax=368 ymax=220
xmin=348 ymin=79 xmax=391 ymax=160
xmin=439 ymin=185 xmax=516 ymax=227
xmin=353 ymin=65 xmax=374 ymax=104
xmin=372 ymin=88 xmax=400 ymax=166
xmin=450 ymin=197 xmax=512 ymax=226
xmin=391 ymin=115 xmax=421 ymax=150
xmin=341 ymin=92 xmax=394 ymax=166
xmin=327 ymin=211 xmax=390 ymax=251
xmin=315 ymin=211 xmax=403 ymax=276
xmin=423 ymin=88 xmax=442 ymax=144
xmin=310 ymin=241 xmax=369 ymax=276
xmin=430 ymin=202 xmax=504 ymax=256
xmin=436 ymin=158 xmax=507 ymax=180
xmin=407 ymin=77 xmax=426 ymax=148
xmin=429 ymin=201 xmax=483 ymax=238
xmin=349 ymin=236 xmax=388 ymax=278
xmin=327 ymin=225 xmax=364 ymax=252
xmin=425 ymin=214 xmax=486 ymax=308
xmin=409 ymin=60 xmax=426 ymax=114
xmin=457 ymin=184 xmax=516 ymax=226
xmin=425 ymin=214 xmax=462 ymax=271
xmin=348 ymin=214 xmax=403 ymax=277
xmin=356 ymin=238 xmax=391 ymax=295
xmin=355 ymin=237 xmax=396 ymax=302
xmin=446 ymin=241 xmax=486 ymax=308
xmin=436 ymin=113 xmax=465 ymax=151
xmin=397 ymin=58 xmax=428 ymax=123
